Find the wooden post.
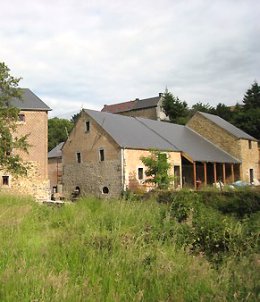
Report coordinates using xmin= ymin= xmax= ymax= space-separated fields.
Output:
xmin=204 ymin=162 xmax=207 ymax=186
xmin=231 ymin=164 xmax=235 ymax=183
xmin=193 ymin=162 xmax=197 ymax=189
xmin=222 ymin=163 xmax=226 ymax=184
xmin=213 ymin=163 xmax=217 ymax=183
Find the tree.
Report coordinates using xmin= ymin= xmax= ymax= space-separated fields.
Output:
xmin=162 ymin=91 xmax=189 ymax=124
xmin=232 ymin=81 xmax=260 ymax=140
xmin=242 ymin=81 xmax=260 ymax=110
xmin=70 ymin=112 xmax=80 ymax=124
xmin=140 ymin=151 xmax=172 ymax=190
xmin=190 ymin=102 xmax=214 ymax=115
xmin=48 ymin=117 xmax=74 ymax=151
xmin=212 ymin=103 xmax=234 ymax=122
xmin=0 ymin=62 xmax=29 ymax=175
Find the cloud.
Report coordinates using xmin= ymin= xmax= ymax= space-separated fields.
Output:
xmin=0 ymin=0 xmax=259 ymax=118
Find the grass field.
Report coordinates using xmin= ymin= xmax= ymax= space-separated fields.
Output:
xmin=0 ymin=193 xmax=259 ymax=301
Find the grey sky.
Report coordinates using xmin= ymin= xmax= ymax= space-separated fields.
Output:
xmin=0 ymin=0 xmax=259 ymax=118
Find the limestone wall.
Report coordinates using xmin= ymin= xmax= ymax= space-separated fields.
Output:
xmin=187 ymin=112 xmax=241 ymax=159
xmin=0 ymin=162 xmax=50 ymax=200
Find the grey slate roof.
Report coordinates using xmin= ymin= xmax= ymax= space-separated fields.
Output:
xmin=48 ymin=142 xmax=64 ymax=159
xmin=85 ymin=109 xmax=179 ymax=151
xmin=84 ymin=109 xmax=240 ymax=163
xmin=133 ymin=96 xmax=160 ymax=110
xmin=198 ymin=112 xmax=257 ymax=141
xmin=7 ymin=88 xmax=51 ymax=111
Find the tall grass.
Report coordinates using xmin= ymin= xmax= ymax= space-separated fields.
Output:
xmin=0 ymin=193 xmax=259 ymax=301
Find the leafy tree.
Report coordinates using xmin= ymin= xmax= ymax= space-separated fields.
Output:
xmin=140 ymin=151 xmax=172 ymax=190
xmin=0 ymin=62 xmax=29 ymax=175
xmin=190 ymin=102 xmax=214 ymax=115
xmin=162 ymin=91 xmax=189 ymax=124
xmin=212 ymin=103 xmax=234 ymax=122
xmin=242 ymin=81 xmax=260 ymax=110
xmin=48 ymin=118 xmax=74 ymax=151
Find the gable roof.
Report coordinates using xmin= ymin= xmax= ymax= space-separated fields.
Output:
xmin=198 ymin=112 xmax=257 ymax=141
xmin=102 ymin=100 xmax=135 ymax=113
xmin=6 ymin=88 xmax=51 ymax=111
xmin=84 ymin=109 xmax=240 ymax=164
xmin=101 ymin=94 xmax=161 ymax=113
xmin=48 ymin=142 xmax=64 ymax=159
xmin=85 ymin=109 xmax=178 ymax=151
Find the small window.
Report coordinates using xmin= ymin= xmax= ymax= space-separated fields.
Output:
xmin=102 ymin=186 xmax=109 ymax=194
xmin=138 ymin=168 xmax=144 ymax=180
xmin=85 ymin=121 xmax=90 ymax=132
xmin=18 ymin=114 xmax=25 ymax=122
xmin=76 ymin=152 xmax=81 ymax=163
xmin=248 ymin=140 xmax=252 ymax=149
xmin=99 ymin=149 xmax=105 ymax=161
xmin=2 ymin=176 xmax=9 ymax=186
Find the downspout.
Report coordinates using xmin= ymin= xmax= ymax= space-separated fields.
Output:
xmin=120 ymin=148 xmax=126 ymax=191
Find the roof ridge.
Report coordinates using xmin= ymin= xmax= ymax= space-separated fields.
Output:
xmin=135 ymin=118 xmax=180 ymax=151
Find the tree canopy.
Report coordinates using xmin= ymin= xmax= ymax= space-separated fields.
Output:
xmin=0 ymin=62 xmax=29 ymax=175
xmin=48 ymin=117 xmax=74 ymax=151
xmin=162 ymin=91 xmax=189 ymax=124
xmin=140 ymin=151 xmax=172 ymax=190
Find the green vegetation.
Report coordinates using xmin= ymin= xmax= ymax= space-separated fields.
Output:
xmin=0 ymin=192 xmax=259 ymax=301
xmin=140 ymin=151 xmax=172 ymax=190
xmin=0 ymin=62 xmax=29 ymax=175
xmin=162 ymin=81 xmax=260 ymax=140
xmin=48 ymin=117 xmax=74 ymax=151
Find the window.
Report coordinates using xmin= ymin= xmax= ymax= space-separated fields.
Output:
xmin=2 ymin=176 xmax=9 ymax=186
xmin=248 ymin=140 xmax=252 ymax=149
xmin=102 ymin=186 xmax=109 ymax=194
xmin=85 ymin=121 xmax=90 ymax=132
xmin=76 ymin=152 xmax=81 ymax=163
xmin=138 ymin=167 xmax=144 ymax=180
xmin=99 ymin=149 xmax=105 ymax=161
xmin=18 ymin=114 xmax=25 ymax=122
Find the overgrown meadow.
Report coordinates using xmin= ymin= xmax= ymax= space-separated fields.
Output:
xmin=0 ymin=191 xmax=259 ymax=301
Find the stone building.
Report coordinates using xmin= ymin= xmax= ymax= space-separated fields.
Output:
xmin=0 ymin=88 xmax=51 ymax=200
xmin=101 ymin=93 xmax=168 ymax=121
xmin=48 ymin=142 xmax=64 ymax=192
xmin=187 ymin=111 xmax=259 ymax=184
xmin=62 ymin=109 xmax=242 ymax=198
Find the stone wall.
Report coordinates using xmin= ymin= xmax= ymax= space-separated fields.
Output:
xmin=239 ymin=139 xmax=259 ymax=182
xmin=62 ymin=111 xmax=123 ymax=198
xmin=15 ymin=110 xmax=49 ymax=180
xmin=119 ymin=107 xmax=158 ymax=120
xmin=63 ymin=160 xmax=122 ymax=198
xmin=0 ymin=162 xmax=50 ymax=200
xmin=187 ymin=112 xmax=260 ymax=182
xmin=187 ymin=112 xmax=241 ymax=159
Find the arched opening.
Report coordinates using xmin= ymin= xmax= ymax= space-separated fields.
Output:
xmin=102 ymin=186 xmax=109 ymax=194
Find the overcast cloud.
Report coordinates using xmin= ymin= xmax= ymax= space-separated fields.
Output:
xmin=0 ymin=0 xmax=259 ymax=118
